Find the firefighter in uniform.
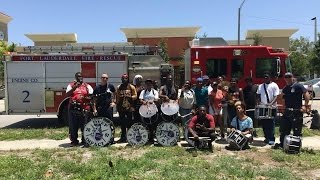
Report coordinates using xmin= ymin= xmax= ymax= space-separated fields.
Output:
xmin=66 ymin=72 xmax=93 ymax=146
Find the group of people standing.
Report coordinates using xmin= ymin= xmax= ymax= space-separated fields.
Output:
xmin=66 ymin=71 xmax=310 ymax=151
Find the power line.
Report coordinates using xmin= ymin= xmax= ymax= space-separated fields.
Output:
xmin=245 ymin=15 xmax=316 ymax=27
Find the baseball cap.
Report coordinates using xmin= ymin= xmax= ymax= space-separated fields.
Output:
xmin=284 ymin=72 xmax=293 ymax=77
xmin=196 ymin=77 xmax=203 ymax=82
xmin=202 ymin=75 xmax=209 ymax=80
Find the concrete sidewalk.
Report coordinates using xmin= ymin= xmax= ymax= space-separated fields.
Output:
xmin=1 ymin=136 xmax=319 ymax=151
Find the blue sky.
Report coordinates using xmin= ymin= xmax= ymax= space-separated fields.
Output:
xmin=2 ymin=0 xmax=320 ymax=45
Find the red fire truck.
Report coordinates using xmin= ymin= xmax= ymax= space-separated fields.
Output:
xmin=185 ymin=42 xmax=291 ymax=88
xmin=3 ymin=45 xmax=171 ymax=124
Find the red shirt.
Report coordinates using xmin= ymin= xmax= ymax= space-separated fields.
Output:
xmin=209 ymin=89 xmax=224 ymax=109
xmin=188 ymin=114 xmax=215 ymax=129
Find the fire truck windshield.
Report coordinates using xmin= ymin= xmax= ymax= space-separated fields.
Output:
xmin=256 ymin=58 xmax=279 ymax=78
xmin=285 ymin=57 xmax=292 ymax=73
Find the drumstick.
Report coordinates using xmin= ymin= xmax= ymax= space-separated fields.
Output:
xmin=246 ymin=109 xmax=255 ymax=112
xmin=180 ymin=113 xmax=193 ymax=118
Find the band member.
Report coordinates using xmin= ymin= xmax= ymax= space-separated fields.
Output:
xmin=256 ymin=73 xmax=279 ymax=145
xmin=139 ymin=79 xmax=159 ymax=143
xmin=115 ymin=74 xmax=137 ymax=143
xmin=93 ymin=73 xmax=116 ymax=120
xmin=66 ymin=72 xmax=93 ymax=146
xmin=227 ymin=78 xmax=244 ymax=125
xmin=228 ymin=103 xmax=253 ymax=150
xmin=159 ymin=74 xmax=178 ymax=102
xmin=274 ymin=72 xmax=310 ymax=149
xmin=202 ymin=75 xmax=210 ymax=87
xmin=243 ymin=77 xmax=258 ymax=127
xmin=188 ymin=105 xmax=216 ymax=152
xmin=132 ymin=75 xmax=144 ymax=123
xmin=217 ymin=75 xmax=230 ymax=91
xmin=193 ymin=77 xmax=208 ymax=109
xmin=178 ymin=80 xmax=195 ymax=125
xmin=208 ymin=81 xmax=225 ymax=138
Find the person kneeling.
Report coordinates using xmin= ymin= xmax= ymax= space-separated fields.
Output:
xmin=227 ymin=103 xmax=253 ymax=150
xmin=188 ymin=106 xmax=216 ymax=152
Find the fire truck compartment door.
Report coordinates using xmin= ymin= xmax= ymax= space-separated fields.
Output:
xmin=6 ymin=62 xmax=45 ymax=113
xmin=97 ymin=61 xmax=127 ymax=87
xmin=45 ymin=62 xmax=81 ymax=89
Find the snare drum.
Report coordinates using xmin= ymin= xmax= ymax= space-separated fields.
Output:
xmin=155 ymin=122 xmax=180 ymax=146
xmin=227 ymin=130 xmax=248 ymax=150
xmin=183 ymin=125 xmax=209 ymax=149
xmin=83 ymin=117 xmax=115 ymax=147
xmin=139 ymin=103 xmax=159 ymax=124
xmin=283 ymin=135 xmax=302 ymax=154
xmin=161 ymin=100 xmax=179 ymax=122
xmin=255 ymin=105 xmax=277 ymax=120
xmin=127 ymin=123 xmax=149 ymax=146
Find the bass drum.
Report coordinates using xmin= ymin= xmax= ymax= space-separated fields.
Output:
xmin=139 ymin=103 xmax=159 ymax=125
xmin=155 ymin=122 xmax=180 ymax=146
xmin=83 ymin=117 xmax=115 ymax=147
xmin=160 ymin=100 xmax=179 ymax=122
xmin=127 ymin=123 xmax=149 ymax=146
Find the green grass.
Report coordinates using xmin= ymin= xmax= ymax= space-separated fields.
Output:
xmin=255 ymin=127 xmax=320 ymax=138
xmin=1 ymin=125 xmax=320 ymax=141
xmin=1 ymin=146 xmax=315 ymax=179
xmin=0 ymin=127 xmax=69 ymax=140
xmin=271 ymin=148 xmax=320 ymax=170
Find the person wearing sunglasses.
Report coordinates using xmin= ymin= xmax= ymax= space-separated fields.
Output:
xmin=274 ymin=72 xmax=310 ymax=149
xmin=93 ymin=73 xmax=116 ymax=120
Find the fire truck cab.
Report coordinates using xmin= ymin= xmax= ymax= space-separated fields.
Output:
xmin=185 ymin=38 xmax=291 ymax=88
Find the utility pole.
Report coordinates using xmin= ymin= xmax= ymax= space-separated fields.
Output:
xmin=311 ymin=17 xmax=317 ymax=78
xmin=237 ymin=0 xmax=247 ymax=45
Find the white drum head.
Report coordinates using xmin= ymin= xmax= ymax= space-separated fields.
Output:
xmin=139 ymin=103 xmax=158 ymax=118
xmin=155 ymin=122 xmax=180 ymax=146
xmin=161 ymin=100 xmax=179 ymax=116
xmin=83 ymin=117 xmax=114 ymax=147
xmin=127 ymin=123 xmax=149 ymax=146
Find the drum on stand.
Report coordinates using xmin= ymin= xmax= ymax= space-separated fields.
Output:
xmin=160 ymin=100 xmax=179 ymax=122
xmin=139 ymin=103 xmax=158 ymax=125
xmin=127 ymin=123 xmax=149 ymax=146
xmin=155 ymin=122 xmax=180 ymax=146
xmin=227 ymin=130 xmax=248 ymax=150
xmin=255 ymin=105 xmax=277 ymax=120
xmin=83 ymin=117 xmax=115 ymax=147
